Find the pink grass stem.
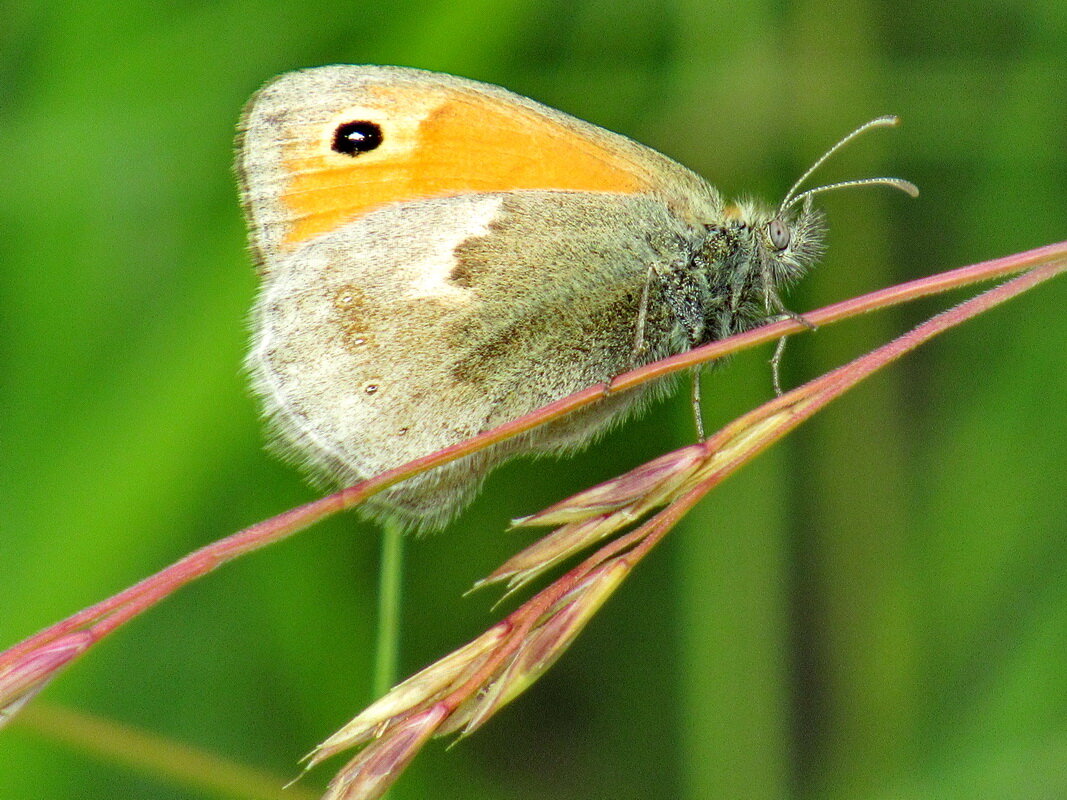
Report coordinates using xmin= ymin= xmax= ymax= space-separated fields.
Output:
xmin=471 ymin=255 xmax=1067 ymax=684
xmin=2 ymin=242 xmax=1063 ymax=721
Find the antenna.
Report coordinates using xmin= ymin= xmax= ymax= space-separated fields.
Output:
xmin=778 ymin=116 xmax=918 ymax=214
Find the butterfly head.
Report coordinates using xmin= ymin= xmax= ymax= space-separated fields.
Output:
xmin=696 ymin=116 xmax=917 ymax=340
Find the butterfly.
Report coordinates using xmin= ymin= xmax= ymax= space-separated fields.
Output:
xmin=236 ymin=65 xmax=914 ymax=530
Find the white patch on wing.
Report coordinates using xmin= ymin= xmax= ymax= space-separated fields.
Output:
xmin=403 ymin=195 xmax=501 ymax=301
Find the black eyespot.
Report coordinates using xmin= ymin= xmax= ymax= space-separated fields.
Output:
xmin=332 ymin=121 xmax=382 ymax=156
xmin=768 ymin=218 xmax=790 ymax=250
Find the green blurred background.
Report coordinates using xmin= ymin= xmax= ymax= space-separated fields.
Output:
xmin=2 ymin=1 xmax=1065 ymax=798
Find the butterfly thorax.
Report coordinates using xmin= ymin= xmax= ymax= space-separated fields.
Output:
xmin=679 ymin=197 xmax=826 ymax=345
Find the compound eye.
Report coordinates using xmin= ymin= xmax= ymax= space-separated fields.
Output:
xmin=768 ymin=218 xmax=790 ymax=250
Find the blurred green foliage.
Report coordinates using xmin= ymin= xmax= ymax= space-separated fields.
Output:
xmin=2 ymin=1 xmax=1065 ymax=798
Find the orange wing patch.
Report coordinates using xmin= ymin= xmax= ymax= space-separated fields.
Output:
xmin=279 ymin=89 xmax=648 ymax=248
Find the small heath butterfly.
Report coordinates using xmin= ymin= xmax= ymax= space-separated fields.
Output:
xmin=237 ymin=65 xmax=915 ymax=530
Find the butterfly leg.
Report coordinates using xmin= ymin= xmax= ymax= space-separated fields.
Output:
xmin=770 ymin=336 xmax=788 ymax=396
xmin=767 ymin=310 xmax=817 ymax=395
xmin=630 ymin=267 xmax=654 ymax=363
xmin=690 ymin=369 xmax=706 ymax=441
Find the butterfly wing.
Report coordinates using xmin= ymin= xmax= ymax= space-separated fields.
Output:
xmin=237 ymin=65 xmax=719 ymax=270
xmin=238 ymin=66 xmax=721 ymax=528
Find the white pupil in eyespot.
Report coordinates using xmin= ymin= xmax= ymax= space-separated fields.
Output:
xmin=768 ymin=218 xmax=790 ymax=250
